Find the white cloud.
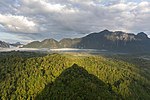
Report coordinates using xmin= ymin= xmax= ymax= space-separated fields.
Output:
xmin=0 ymin=0 xmax=150 ymax=42
xmin=20 ymin=0 xmax=78 ymax=14
xmin=0 ymin=14 xmax=38 ymax=33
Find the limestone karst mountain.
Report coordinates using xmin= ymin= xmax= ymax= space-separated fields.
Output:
xmin=23 ymin=30 xmax=150 ymax=53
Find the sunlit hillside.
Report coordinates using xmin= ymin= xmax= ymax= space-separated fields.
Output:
xmin=0 ymin=52 xmax=150 ymax=100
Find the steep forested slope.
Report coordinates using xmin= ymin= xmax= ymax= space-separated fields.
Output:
xmin=0 ymin=52 xmax=150 ymax=100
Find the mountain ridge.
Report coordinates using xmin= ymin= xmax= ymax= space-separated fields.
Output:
xmin=0 ymin=41 xmax=10 ymax=48
xmin=23 ymin=30 xmax=150 ymax=53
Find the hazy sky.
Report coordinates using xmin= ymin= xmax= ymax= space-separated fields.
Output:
xmin=0 ymin=0 xmax=150 ymax=43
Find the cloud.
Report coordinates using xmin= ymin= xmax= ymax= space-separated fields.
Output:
xmin=0 ymin=0 xmax=150 ymax=43
xmin=0 ymin=14 xmax=38 ymax=33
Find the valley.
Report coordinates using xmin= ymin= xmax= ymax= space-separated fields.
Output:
xmin=0 ymin=51 xmax=150 ymax=100
xmin=1 ymin=0 xmax=150 ymax=100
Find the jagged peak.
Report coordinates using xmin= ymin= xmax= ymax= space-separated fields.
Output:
xmin=136 ymin=32 xmax=148 ymax=40
xmin=0 ymin=40 xmax=10 ymax=48
xmin=100 ymin=29 xmax=111 ymax=33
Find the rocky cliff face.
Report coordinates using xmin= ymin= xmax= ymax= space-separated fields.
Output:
xmin=75 ymin=30 xmax=150 ymax=52
xmin=23 ymin=30 xmax=150 ymax=53
xmin=0 ymin=41 xmax=9 ymax=48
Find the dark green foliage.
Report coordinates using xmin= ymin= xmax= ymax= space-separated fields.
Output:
xmin=0 ymin=52 xmax=150 ymax=100
xmin=36 ymin=64 xmax=118 ymax=100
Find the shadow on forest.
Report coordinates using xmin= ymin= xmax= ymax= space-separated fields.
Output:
xmin=35 ymin=64 xmax=120 ymax=100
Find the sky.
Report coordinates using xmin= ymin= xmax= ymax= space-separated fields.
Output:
xmin=0 ymin=0 xmax=150 ymax=43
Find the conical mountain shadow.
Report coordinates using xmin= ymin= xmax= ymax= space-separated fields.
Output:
xmin=36 ymin=64 xmax=119 ymax=100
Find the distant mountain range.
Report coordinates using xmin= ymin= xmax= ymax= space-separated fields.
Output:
xmin=23 ymin=30 xmax=150 ymax=53
xmin=0 ymin=41 xmax=9 ymax=48
xmin=9 ymin=42 xmax=23 ymax=47
xmin=0 ymin=41 xmax=23 ymax=48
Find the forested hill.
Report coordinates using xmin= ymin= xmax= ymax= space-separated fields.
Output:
xmin=23 ymin=30 xmax=150 ymax=53
xmin=0 ymin=52 xmax=150 ymax=100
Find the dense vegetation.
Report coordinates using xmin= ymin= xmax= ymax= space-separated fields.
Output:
xmin=0 ymin=51 xmax=150 ymax=100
